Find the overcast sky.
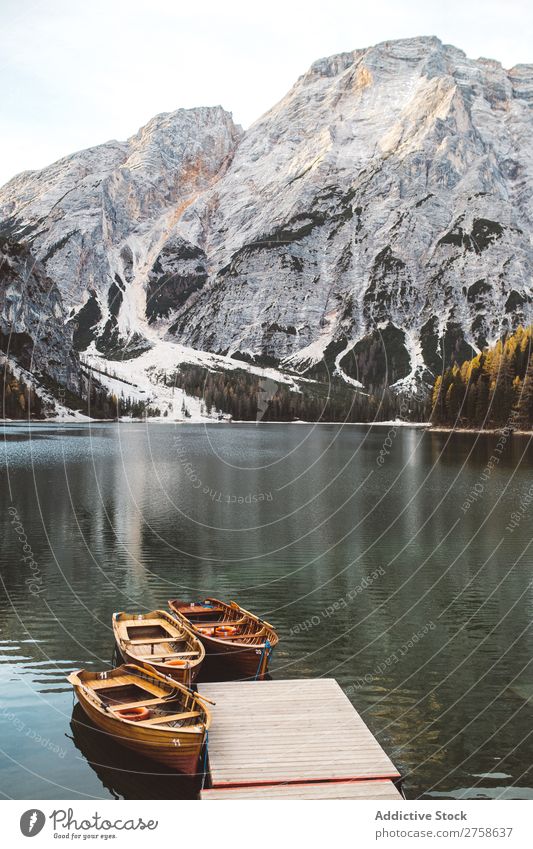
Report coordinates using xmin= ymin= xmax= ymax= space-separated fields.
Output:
xmin=1 ymin=0 xmax=532 ymax=186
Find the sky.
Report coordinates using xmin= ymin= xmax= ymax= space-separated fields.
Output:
xmin=1 ymin=0 xmax=532 ymax=186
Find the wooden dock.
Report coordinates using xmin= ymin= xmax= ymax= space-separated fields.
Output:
xmin=201 ymin=779 xmax=402 ymax=800
xmin=198 ymin=678 xmax=402 ymax=800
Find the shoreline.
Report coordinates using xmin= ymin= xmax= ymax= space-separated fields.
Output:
xmin=1 ymin=417 xmax=431 ymax=427
xmin=428 ymin=425 xmax=533 ymax=437
xmin=4 ymin=416 xmax=533 ymax=437
xmin=5 ymin=419 xmax=532 ymax=435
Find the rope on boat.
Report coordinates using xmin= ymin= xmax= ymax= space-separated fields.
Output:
xmin=201 ymin=728 xmax=209 ymax=789
xmin=254 ymin=639 xmax=272 ymax=680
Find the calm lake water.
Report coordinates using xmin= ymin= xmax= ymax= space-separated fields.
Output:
xmin=1 ymin=421 xmax=533 ymax=800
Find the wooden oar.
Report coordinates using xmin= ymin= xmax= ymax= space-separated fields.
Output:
xmin=79 ymin=682 xmax=111 ymax=711
xmin=231 ymin=600 xmax=274 ymax=629
xmin=156 ymin=671 xmax=216 ymax=705
xmin=194 ymin=692 xmax=216 ymax=706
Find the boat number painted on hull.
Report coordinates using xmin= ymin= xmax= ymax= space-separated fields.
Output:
xmin=172 ymin=739 xmax=181 ymax=746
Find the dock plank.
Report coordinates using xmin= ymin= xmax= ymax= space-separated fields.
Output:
xmin=201 ymin=779 xmax=402 ymax=800
xmin=198 ymin=679 xmax=400 ymax=789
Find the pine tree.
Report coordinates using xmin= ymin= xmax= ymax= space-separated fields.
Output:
xmin=489 ymin=345 xmax=515 ymax=425
xmin=431 ymin=326 xmax=533 ymax=429
xmin=514 ymin=358 xmax=533 ymax=428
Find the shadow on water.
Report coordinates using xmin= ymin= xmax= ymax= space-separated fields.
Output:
xmin=112 ymin=643 xmax=272 ymax=684
xmin=68 ymin=705 xmax=200 ymax=800
xmin=196 ymin=655 xmax=272 ymax=684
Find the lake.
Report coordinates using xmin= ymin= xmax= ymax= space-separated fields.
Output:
xmin=1 ymin=421 xmax=533 ymax=799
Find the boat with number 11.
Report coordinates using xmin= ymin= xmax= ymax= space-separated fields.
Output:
xmin=67 ymin=664 xmax=211 ymax=774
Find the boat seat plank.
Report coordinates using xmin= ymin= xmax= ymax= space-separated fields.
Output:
xmin=138 ymin=651 xmax=199 ymax=661
xmin=108 ymin=697 xmax=167 ymax=711
xmin=92 ymin=679 xmax=166 ymax=697
xmin=190 ymin=618 xmax=247 ymax=628
xmin=91 ymin=677 xmax=145 ymax=690
xmin=166 ymin=651 xmax=199 ymax=657
xmin=140 ymin=711 xmax=201 ymax=726
xmin=124 ymin=618 xmax=167 ymax=627
xmin=198 ymin=632 xmax=264 ymax=641
xmin=90 ymin=675 xmax=131 ymax=688
xmin=126 ymin=636 xmax=177 ymax=645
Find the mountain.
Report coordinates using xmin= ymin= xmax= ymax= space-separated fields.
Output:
xmin=0 ymin=236 xmax=81 ymax=416
xmin=0 ymin=236 xmax=136 ymax=419
xmin=1 ymin=36 xmax=532 ymax=419
xmin=0 ymin=107 xmax=241 ymax=355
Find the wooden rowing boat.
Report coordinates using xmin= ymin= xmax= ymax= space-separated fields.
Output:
xmin=67 ymin=663 xmax=211 ymax=774
xmin=69 ymin=703 xmax=197 ymax=800
xmin=112 ymin=610 xmax=205 ymax=684
xmin=168 ymin=597 xmax=278 ymax=680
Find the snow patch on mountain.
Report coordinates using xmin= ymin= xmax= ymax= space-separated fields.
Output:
xmin=81 ymin=339 xmax=313 ymax=421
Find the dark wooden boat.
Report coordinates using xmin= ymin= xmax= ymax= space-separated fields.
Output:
xmin=67 ymin=663 xmax=211 ymax=774
xmin=112 ymin=610 xmax=204 ymax=684
xmin=168 ymin=597 xmax=278 ymax=680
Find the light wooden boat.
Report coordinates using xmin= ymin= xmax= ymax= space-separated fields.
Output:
xmin=112 ymin=610 xmax=205 ymax=684
xmin=67 ymin=663 xmax=211 ymax=774
xmin=168 ymin=597 xmax=278 ymax=680
xmin=69 ymin=703 xmax=198 ymax=799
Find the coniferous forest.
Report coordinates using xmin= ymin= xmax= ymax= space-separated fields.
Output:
xmin=0 ymin=361 xmax=152 ymax=421
xmin=0 ymin=363 xmax=44 ymax=418
xmin=170 ymin=363 xmax=428 ymax=423
xmin=7 ymin=327 xmax=533 ymax=429
xmin=431 ymin=325 xmax=533 ymax=430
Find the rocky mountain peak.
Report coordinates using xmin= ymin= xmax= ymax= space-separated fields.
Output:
xmin=1 ymin=37 xmax=532 ymax=419
xmin=0 ymin=106 xmax=242 ymax=356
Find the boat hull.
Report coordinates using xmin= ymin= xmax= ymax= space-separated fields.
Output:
xmin=168 ymin=598 xmax=278 ymax=680
xmin=73 ymin=689 xmax=205 ymax=774
xmin=199 ymin=634 xmax=270 ymax=679
xmin=112 ymin=610 xmax=204 ymax=685
xmin=116 ymin=645 xmax=200 ymax=685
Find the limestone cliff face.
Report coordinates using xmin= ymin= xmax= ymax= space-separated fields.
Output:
xmin=166 ymin=37 xmax=533 ymax=389
xmin=0 ymin=237 xmax=79 ymax=394
xmin=1 ymin=37 xmax=532 ymax=402
xmin=0 ymin=107 xmax=242 ymax=354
